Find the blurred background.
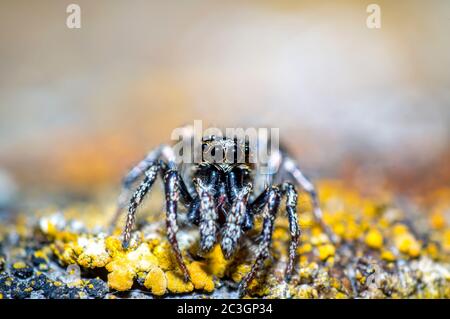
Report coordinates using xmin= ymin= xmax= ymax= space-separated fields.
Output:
xmin=0 ymin=0 xmax=449 ymax=208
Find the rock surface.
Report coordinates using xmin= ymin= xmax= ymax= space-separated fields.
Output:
xmin=0 ymin=181 xmax=449 ymax=299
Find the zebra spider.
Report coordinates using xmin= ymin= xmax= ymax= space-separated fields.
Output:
xmin=112 ymin=126 xmax=334 ymax=296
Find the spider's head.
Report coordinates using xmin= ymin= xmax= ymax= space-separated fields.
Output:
xmin=201 ymin=136 xmax=252 ymax=172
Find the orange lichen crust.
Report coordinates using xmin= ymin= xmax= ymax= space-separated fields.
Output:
xmin=36 ymin=181 xmax=450 ymax=298
xmin=1 ymin=180 xmax=449 ymax=299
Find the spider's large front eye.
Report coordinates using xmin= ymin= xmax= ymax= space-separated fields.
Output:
xmin=213 ymin=145 xmax=225 ymax=162
xmin=223 ymin=145 xmax=236 ymax=164
xmin=203 ymin=144 xmax=225 ymax=163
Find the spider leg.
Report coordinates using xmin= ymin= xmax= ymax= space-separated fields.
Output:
xmin=221 ymin=181 xmax=252 ymax=259
xmin=282 ymin=157 xmax=338 ymax=243
xmin=111 ymin=145 xmax=169 ymax=230
xmin=121 ymin=144 xmax=193 ymax=249
xmin=163 ymin=168 xmax=191 ymax=282
xmin=238 ymin=186 xmax=281 ymax=297
xmin=194 ymin=171 xmax=219 ymax=252
xmin=122 ymin=163 xmax=160 ymax=248
xmin=281 ymin=182 xmax=300 ymax=280
xmin=242 ymin=209 xmax=254 ymax=231
xmin=112 ymin=123 xmax=196 ymax=229
xmin=239 ymin=180 xmax=273 ymax=232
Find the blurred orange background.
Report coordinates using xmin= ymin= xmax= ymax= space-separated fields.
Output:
xmin=0 ymin=0 xmax=448 ymax=200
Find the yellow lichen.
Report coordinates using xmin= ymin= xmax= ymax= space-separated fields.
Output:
xmin=355 ymin=270 xmax=366 ymax=285
xmin=381 ymin=249 xmax=396 ymax=262
xmin=425 ymin=243 xmax=440 ymax=260
xmin=144 ymin=267 xmax=167 ymax=296
xmin=29 ymin=180 xmax=450 ymax=298
xmin=153 ymin=242 xmax=176 ymax=270
xmin=395 ymin=233 xmax=421 ymax=258
xmin=291 ymin=285 xmax=319 ymax=299
xmin=104 ymin=242 xmax=161 ymax=291
xmin=165 ymin=271 xmax=194 ymax=293
xmin=332 ymin=222 xmax=346 ymax=237
xmin=107 ymin=268 xmax=135 ymax=291
xmin=53 ymin=242 xmax=78 ymax=265
xmin=298 ymin=262 xmax=318 ymax=281
xmin=343 ymin=220 xmax=362 ymax=241
xmin=105 ymin=236 xmax=123 ymax=257
xmin=125 ymin=243 xmax=159 ymax=272
xmin=273 ymin=227 xmax=289 ymax=241
xmin=430 ymin=212 xmax=446 ymax=230
xmin=231 ymin=264 xmax=251 ymax=283
xmin=335 ymin=292 xmax=348 ymax=299
xmin=204 ymin=244 xmax=229 ymax=278
xmin=187 ymin=261 xmax=215 ymax=292
xmin=33 ymin=250 xmax=49 ymax=261
xmin=77 ymin=253 xmax=109 ymax=268
xmin=298 ymin=242 xmax=312 ymax=254
xmin=317 ymin=244 xmax=335 ymax=261
xmin=392 ymin=224 xmax=409 ymax=236
xmin=443 ymin=230 xmax=450 ymax=253
xmin=13 ymin=261 xmax=26 ymax=269
xmin=365 ymin=228 xmax=383 ymax=249
xmin=362 ymin=201 xmax=377 ymax=218
xmin=299 ymin=213 xmax=313 ymax=228
xmin=310 ymin=226 xmax=329 ymax=245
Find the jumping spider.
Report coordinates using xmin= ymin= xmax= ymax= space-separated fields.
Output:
xmin=112 ymin=127 xmax=335 ymax=296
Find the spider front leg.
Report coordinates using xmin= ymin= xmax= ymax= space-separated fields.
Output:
xmin=112 ymin=124 xmax=195 ymax=229
xmin=281 ymin=182 xmax=300 ymax=280
xmin=163 ymin=168 xmax=191 ymax=282
xmin=122 ymin=163 xmax=160 ymax=248
xmin=121 ymin=145 xmax=179 ymax=246
xmin=111 ymin=145 xmax=169 ymax=230
xmin=221 ymin=169 xmax=253 ymax=259
xmin=221 ymin=181 xmax=252 ymax=259
xmin=283 ymin=157 xmax=338 ymax=243
xmin=120 ymin=145 xmax=192 ymax=282
xmin=193 ymin=171 xmax=219 ymax=252
xmin=238 ymin=186 xmax=281 ymax=297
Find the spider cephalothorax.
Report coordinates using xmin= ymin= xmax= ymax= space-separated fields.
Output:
xmin=112 ymin=127 xmax=334 ymax=296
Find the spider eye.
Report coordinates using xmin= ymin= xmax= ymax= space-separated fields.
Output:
xmin=202 ymin=143 xmax=227 ymax=163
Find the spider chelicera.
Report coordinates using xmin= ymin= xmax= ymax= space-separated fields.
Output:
xmin=112 ymin=127 xmax=334 ymax=296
